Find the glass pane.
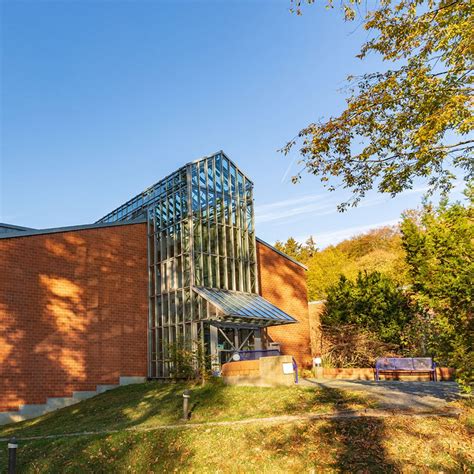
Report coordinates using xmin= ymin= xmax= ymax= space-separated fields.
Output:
xmin=193 ymin=287 xmax=296 ymax=324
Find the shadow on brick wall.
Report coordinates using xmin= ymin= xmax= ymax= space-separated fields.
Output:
xmin=0 ymin=224 xmax=148 ymax=411
xmin=257 ymin=242 xmax=312 ymax=367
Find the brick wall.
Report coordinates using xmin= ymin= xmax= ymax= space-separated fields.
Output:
xmin=308 ymin=301 xmax=325 ymax=357
xmin=0 ymin=227 xmax=312 ymax=411
xmin=256 ymin=242 xmax=311 ymax=368
xmin=0 ymin=223 xmax=148 ymax=411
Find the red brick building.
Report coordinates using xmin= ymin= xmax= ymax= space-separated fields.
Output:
xmin=0 ymin=152 xmax=311 ymax=421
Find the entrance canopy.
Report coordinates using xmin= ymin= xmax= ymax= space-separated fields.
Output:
xmin=194 ymin=286 xmax=296 ymax=328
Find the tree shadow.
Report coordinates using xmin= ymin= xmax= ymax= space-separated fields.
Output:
xmin=344 ymin=379 xmax=461 ymax=401
xmin=303 ymin=378 xmax=461 ymax=413
xmin=5 ymin=429 xmax=194 ymax=473
xmin=0 ymin=223 xmax=148 ymax=416
xmin=0 ymin=377 xmax=237 ymax=471
xmin=319 ymin=417 xmax=396 ymax=472
xmin=259 ymin=385 xmax=398 ymax=472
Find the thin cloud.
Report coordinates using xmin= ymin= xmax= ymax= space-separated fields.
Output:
xmin=256 ymin=185 xmax=432 ymax=225
xmin=256 ymin=195 xmax=336 ymax=223
xmin=256 ymin=193 xmax=324 ymax=212
xmin=280 ymin=154 xmax=299 ymax=183
xmin=256 ymin=192 xmax=380 ymax=225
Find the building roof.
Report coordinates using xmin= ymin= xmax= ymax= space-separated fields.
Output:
xmin=96 ymin=150 xmax=252 ymax=224
xmin=0 ymin=217 xmax=147 ymax=240
xmin=256 ymin=237 xmax=308 ymax=271
xmin=0 ymin=223 xmax=36 ymax=233
xmin=0 ymin=220 xmax=309 ymax=272
xmin=194 ymin=286 xmax=296 ymax=327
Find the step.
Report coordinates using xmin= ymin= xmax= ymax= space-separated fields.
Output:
xmin=18 ymin=404 xmax=48 ymax=418
xmin=119 ymin=376 xmax=146 ymax=385
xmin=0 ymin=412 xmax=25 ymax=425
xmin=96 ymin=384 xmax=119 ymax=394
xmin=46 ymin=397 xmax=78 ymax=411
xmin=1 ymin=375 xmax=145 ymax=426
xmin=72 ymin=391 xmax=97 ymax=401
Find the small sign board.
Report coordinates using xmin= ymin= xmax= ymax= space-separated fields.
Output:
xmin=282 ymin=362 xmax=294 ymax=374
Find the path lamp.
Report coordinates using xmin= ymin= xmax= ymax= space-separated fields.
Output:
xmin=313 ymin=356 xmax=323 ymax=379
xmin=182 ymin=390 xmax=191 ymax=421
xmin=8 ymin=437 xmax=17 ymax=474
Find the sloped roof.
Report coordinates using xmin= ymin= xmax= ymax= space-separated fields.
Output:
xmin=0 ymin=217 xmax=147 ymax=240
xmin=194 ymin=286 xmax=296 ymax=327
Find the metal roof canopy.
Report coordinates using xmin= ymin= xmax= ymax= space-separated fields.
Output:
xmin=194 ymin=286 xmax=297 ymax=328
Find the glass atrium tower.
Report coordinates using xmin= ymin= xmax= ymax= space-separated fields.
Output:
xmin=98 ymin=151 xmax=295 ymax=378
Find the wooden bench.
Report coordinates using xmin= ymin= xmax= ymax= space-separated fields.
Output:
xmin=375 ymin=357 xmax=437 ymax=381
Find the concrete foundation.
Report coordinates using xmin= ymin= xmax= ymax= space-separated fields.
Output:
xmin=0 ymin=376 xmax=147 ymax=426
xmin=222 ymin=355 xmax=298 ymax=387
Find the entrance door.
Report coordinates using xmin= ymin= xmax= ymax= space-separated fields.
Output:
xmin=215 ymin=326 xmax=261 ymax=365
xmin=217 ymin=327 xmax=236 ymax=365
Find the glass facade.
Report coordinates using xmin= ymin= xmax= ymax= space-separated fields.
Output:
xmin=98 ymin=151 xmax=295 ymax=378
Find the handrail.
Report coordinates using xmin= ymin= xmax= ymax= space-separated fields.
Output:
xmin=226 ymin=349 xmax=281 ymax=362
xmin=292 ymin=357 xmax=298 ymax=384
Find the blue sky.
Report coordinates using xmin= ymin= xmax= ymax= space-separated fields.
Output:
xmin=0 ymin=0 xmax=464 ymax=247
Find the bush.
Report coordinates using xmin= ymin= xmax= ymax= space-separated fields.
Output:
xmin=322 ymin=271 xmax=415 ymax=345
xmin=321 ymin=324 xmax=400 ymax=368
xmin=401 ymin=191 xmax=474 ymax=391
xmin=167 ymin=339 xmax=215 ymax=384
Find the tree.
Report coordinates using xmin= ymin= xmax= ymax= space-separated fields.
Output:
xmin=274 ymin=237 xmax=303 ymax=261
xmin=283 ymin=0 xmax=473 ymax=210
xmin=320 ymin=323 xmax=400 ymax=368
xmin=401 ymin=188 xmax=473 ymax=389
xmin=322 ymin=271 xmax=415 ymax=345
xmin=306 ymin=225 xmax=408 ymax=299
xmin=274 ymin=235 xmax=318 ymax=263
xmin=337 ymin=226 xmax=401 ymax=259
xmin=307 ymin=246 xmax=354 ymax=300
xmin=301 ymin=235 xmax=319 ymax=261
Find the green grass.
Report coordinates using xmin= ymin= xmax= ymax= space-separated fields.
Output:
xmin=0 ymin=379 xmax=374 ymax=439
xmin=0 ymin=381 xmax=472 ymax=473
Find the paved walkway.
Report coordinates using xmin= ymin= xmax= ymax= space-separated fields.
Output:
xmin=301 ymin=379 xmax=462 ymax=411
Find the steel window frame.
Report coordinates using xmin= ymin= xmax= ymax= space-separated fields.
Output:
xmin=98 ymin=151 xmax=274 ymax=378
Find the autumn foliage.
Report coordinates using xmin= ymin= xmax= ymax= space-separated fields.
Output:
xmin=284 ymin=0 xmax=473 ymax=210
xmin=276 ymin=190 xmax=473 ymax=390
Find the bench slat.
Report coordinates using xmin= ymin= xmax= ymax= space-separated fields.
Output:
xmin=374 ymin=357 xmax=436 ymax=381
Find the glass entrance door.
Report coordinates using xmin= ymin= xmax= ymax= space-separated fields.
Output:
xmin=215 ymin=326 xmax=260 ymax=365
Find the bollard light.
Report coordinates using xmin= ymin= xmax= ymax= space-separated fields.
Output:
xmin=313 ymin=356 xmax=323 ymax=380
xmin=182 ymin=389 xmax=191 ymax=421
xmin=8 ymin=436 xmax=17 ymax=474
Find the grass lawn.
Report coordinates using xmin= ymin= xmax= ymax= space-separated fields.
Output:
xmin=0 ymin=379 xmax=375 ymax=438
xmin=0 ymin=380 xmax=472 ymax=472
